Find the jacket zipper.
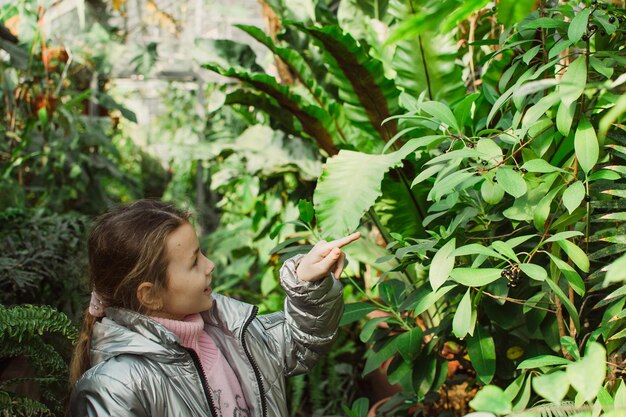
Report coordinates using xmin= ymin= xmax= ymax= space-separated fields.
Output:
xmin=241 ymin=306 xmax=267 ymax=417
xmin=186 ymin=348 xmax=219 ymax=417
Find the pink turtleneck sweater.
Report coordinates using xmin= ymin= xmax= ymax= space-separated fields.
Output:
xmin=151 ymin=314 xmax=250 ymax=417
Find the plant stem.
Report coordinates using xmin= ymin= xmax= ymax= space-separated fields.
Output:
xmin=418 ymin=36 xmax=433 ymax=101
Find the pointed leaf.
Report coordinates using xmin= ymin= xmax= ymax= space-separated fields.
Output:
xmin=451 ymin=268 xmax=503 ymax=287
xmin=575 ymin=117 xmax=599 ymax=174
xmin=568 ymin=8 xmax=592 ymax=44
xmin=453 ymin=289 xmax=473 ymax=339
xmin=468 ymin=326 xmax=496 ymax=384
xmin=340 ymin=302 xmax=377 ymax=326
xmin=518 ymin=263 xmax=548 ymax=281
xmin=429 ymin=238 xmax=457 ymax=291
xmin=294 ymin=24 xmax=400 ymax=142
xmin=420 ymin=101 xmax=461 ymax=133
xmin=563 ymin=181 xmax=586 ymax=214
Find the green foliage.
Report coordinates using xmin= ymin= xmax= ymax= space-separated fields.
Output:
xmin=199 ymin=0 xmax=626 ymax=415
xmin=0 ymin=208 xmax=89 ymax=318
xmin=0 ymin=304 xmax=78 ymax=417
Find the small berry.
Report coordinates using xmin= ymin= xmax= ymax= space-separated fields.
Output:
xmin=609 ymin=16 xmax=616 ymax=23
xmin=591 ymin=0 xmax=597 ymax=4
xmin=584 ymin=194 xmax=591 ymax=202
xmin=481 ymin=160 xmax=488 ymax=166
xmin=492 ymin=6 xmax=497 ymax=12
xmin=501 ymin=270 xmax=508 ymax=277
xmin=513 ymin=167 xmax=519 ymax=172
xmin=601 ymin=3 xmax=607 ymax=9
xmin=582 ymin=34 xmax=590 ymax=41
xmin=467 ymin=143 xmax=474 ymax=148
xmin=493 ymin=177 xmax=498 ymax=183
xmin=600 ymin=30 xmax=606 ymax=36
xmin=521 ymin=168 xmax=528 ymax=174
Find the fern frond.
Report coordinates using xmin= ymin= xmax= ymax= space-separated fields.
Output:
xmin=0 ymin=304 xmax=78 ymax=342
xmin=0 ymin=389 xmax=53 ymax=417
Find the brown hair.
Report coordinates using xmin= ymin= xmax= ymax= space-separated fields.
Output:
xmin=69 ymin=199 xmax=190 ymax=386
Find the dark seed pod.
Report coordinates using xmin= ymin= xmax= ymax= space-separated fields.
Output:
xmin=513 ymin=167 xmax=519 ymax=172
xmin=584 ymin=194 xmax=591 ymax=202
xmin=582 ymin=34 xmax=590 ymax=41
xmin=521 ymin=168 xmax=528 ymax=174
xmin=481 ymin=160 xmax=488 ymax=166
xmin=493 ymin=177 xmax=498 ymax=183
xmin=492 ymin=6 xmax=497 ymax=12
xmin=467 ymin=143 xmax=474 ymax=148
xmin=609 ymin=16 xmax=616 ymax=23
xmin=501 ymin=270 xmax=508 ymax=277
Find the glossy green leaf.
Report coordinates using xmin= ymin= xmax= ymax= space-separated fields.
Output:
xmin=452 ymin=244 xmax=506 ymax=260
xmin=491 ymin=241 xmax=519 ymax=262
xmin=517 ymin=355 xmax=571 ymax=369
xmin=402 ymin=283 xmax=457 ymax=316
xmin=340 ymin=302 xmax=377 ymax=326
xmin=568 ymin=7 xmax=592 ymax=44
xmin=575 ymin=117 xmax=599 ymax=174
xmin=521 ymin=159 xmax=564 ymax=174
xmin=453 ymin=289 xmax=473 ymax=339
xmin=518 ymin=263 xmax=547 ymax=281
xmin=451 ymin=268 xmax=503 ymax=287
xmin=566 ymin=342 xmax=606 ymax=403
xmin=496 ymin=167 xmax=527 ymax=198
xmin=363 ymin=337 xmax=399 ymax=376
xmin=396 ymin=327 xmax=423 ymax=362
xmin=563 ymin=181 xmax=585 ymax=214
xmin=559 ymin=56 xmax=587 ymax=106
xmin=360 ymin=317 xmax=390 ymax=343
xmin=545 ymin=231 xmax=584 ymax=243
xmin=557 ymin=239 xmax=590 ymax=273
xmin=420 ymin=101 xmax=461 ymax=133
xmin=545 ymin=278 xmax=580 ymax=331
xmin=547 ymin=253 xmax=585 ymax=296
xmin=556 ymin=100 xmax=576 ymax=137
xmin=604 ymin=253 xmax=626 ymax=285
xmin=429 ymin=238 xmax=456 ymax=291
xmin=468 ymin=326 xmax=496 ymax=384
xmin=532 ymin=371 xmax=570 ymax=403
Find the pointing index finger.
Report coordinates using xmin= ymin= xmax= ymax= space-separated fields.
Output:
xmin=329 ymin=232 xmax=361 ymax=249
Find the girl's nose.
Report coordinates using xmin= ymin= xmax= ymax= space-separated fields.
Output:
xmin=205 ymin=258 xmax=214 ymax=276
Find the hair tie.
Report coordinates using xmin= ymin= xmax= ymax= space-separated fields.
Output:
xmin=89 ymin=291 xmax=106 ymax=318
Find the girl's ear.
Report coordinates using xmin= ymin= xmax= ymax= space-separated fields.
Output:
xmin=136 ymin=282 xmax=163 ymax=311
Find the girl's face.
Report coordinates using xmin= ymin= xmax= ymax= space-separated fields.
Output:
xmin=155 ymin=222 xmax=215 ymax=320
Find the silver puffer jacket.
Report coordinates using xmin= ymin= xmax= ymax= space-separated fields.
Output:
xmin=70 ymin=255 xmax=343 ymax=417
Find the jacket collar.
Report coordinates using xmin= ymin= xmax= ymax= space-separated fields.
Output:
xmin=90 ymin=294 xmax=256 ymax=365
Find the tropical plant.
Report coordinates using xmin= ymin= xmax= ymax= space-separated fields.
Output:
xmin=197 ymin=0 xmax=626 ymax=415
xmin=0 ymin=304 xmax=78 ymax=417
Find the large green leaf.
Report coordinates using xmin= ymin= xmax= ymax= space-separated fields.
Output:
xmin=470 ymin=385 xmax=512 ymax=415
xmin=203 ymin=64 xmax=340 ymax=155
xmin=566 ymin=342 xmax=606 ymax=403
xmin=293 ymin=24 xmax=401 ymax=144
xmin=532 ymin=371 xmax=570 ymax=403
xmin=314 ymin=138 xmax=427 ymax=238
xmin=467 ymin=326 xmax=496 ymax=384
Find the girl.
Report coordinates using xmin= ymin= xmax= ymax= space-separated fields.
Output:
xmin=69 ymin=199 xmax=360 ymax=417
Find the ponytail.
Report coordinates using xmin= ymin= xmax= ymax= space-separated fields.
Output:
xmin=69 ymin=309 xmax=97 ymax=386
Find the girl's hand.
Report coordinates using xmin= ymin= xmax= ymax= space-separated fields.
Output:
xmin=296 ymin=232 xmax=361 ymax=282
